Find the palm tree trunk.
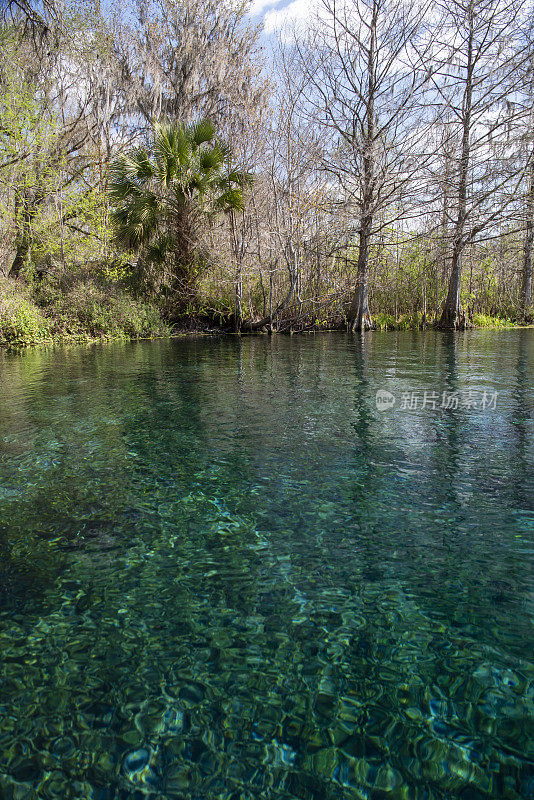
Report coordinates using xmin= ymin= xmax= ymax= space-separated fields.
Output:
xmin=172 ymin=209 xmax=200 ymax=307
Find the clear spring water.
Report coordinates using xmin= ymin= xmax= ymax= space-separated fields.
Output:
xmin=0 ymin=330 xmax=532 ymax=800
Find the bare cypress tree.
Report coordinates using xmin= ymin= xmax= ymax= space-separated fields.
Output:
xmin=519 ymin=26 xmax=534 ymax=320
xmin=521 ymin=158 xmax=534 ymax=319
xmin=430 ymin=0 xmax=529 ymax=328
xmin=291 ymin=0 xmax=432 ymax=330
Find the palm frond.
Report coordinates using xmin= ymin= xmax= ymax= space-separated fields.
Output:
xmin=108 ymin=175 xmax=142 ymax=204
xmin=110 ymin=150 xmax=154 ymax=183
xmin=190 ymin=119 xmax=216 ymax=147
xmin=145 ymin=234 xmax=171 ymax=265
xmin=213 ymin=140 xmax=232 ymax=163
xmin=111 ymin=191 xmax=161 ymax=249
xmin=111 ymin=209 xmax=146 ymax=249
xmin=174 ymin=127 xmax=193 ymax=166
xmin=199 ymin=148 xmax=225 ymax=173
xmin=226 ymin=170 xmax=254 ymax=188
xmin=215 ymin=188 xmax=245 ymax=213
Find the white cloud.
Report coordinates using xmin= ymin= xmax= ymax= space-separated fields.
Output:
xmin=263 ymin=0 xmax=319 ymax=36
xmin=248 ymin=0 xmax=285 ymax=17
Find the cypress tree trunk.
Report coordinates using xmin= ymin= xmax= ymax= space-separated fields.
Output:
xmin=440 ymin=237 xmax=463 ymax=328
xmin=229 ymin=209 xmax=243 ymax=332
xmin=347 ymin=0 xmax=377 ymax=333
xmin=439 ymin=4 xmax=474 ymax=330
xmin=348 ymin=220 xmax=373 ymax=331
xmin=9 ymin=240 xmax=30 ymax=280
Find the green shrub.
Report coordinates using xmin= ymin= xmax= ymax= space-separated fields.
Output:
xmin=0 ymin=280 xmax=51 ymax=346
xmin=374 ymin=312 xmax=396 ymax=330
xmin=37 ymin=275 xmax=169 ymax=341
xmin=0 ymin=272 xmax=169 ymax=349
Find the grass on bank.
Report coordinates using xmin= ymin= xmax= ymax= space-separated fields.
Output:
xmin=373 ymin=310 xmax=518 ymax=331
xmin=471 ymin=313 xmax=516 ymax=329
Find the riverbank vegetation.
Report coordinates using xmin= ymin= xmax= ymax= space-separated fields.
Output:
xmin=0 ymin=0 xmax=533 ymax=346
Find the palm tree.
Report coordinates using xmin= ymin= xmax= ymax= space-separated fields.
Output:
xmin=109 ymin=119 xmax=251 ymax=306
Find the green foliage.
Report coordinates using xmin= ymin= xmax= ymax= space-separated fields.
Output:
xmin=0 ymin=38 xmax=59 ymax=179
xmin=31 ymin=187 xmax=114 ymax=268
xmin=0 ymin=272 xmax=168 ymax=349
xmin=0 ymin=36 xmax=61 ymax=268
xmin=0 ymin=27 xmax=115 ymax=279
xmin=0 ymin=279 xmax=50 ymax=346
xmin=374 ymin=312 xmax=396 ymax=330
xmin=373 ymin=311 xmax=516 ymax=331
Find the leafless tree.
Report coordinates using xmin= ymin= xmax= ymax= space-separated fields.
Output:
xmin=428 ymin=0 xmax=529 ymax=328
xmin=517 ymin=26 xmax=534 ymax=319
xmin=290 ymin=0 xmax=433 ymax=330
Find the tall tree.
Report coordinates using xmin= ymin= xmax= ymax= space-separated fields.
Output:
xmin=519 ymin=25 xmax=534 ymax=320
xmin=521 ymin=156 xmax=534 ymax=319
xmin=114 ymin=0 xmax=265 ymax=136
xmin=0 ymin=4 xmax=123 ymax=279
xmin=293 ymin=0 xmax=432 ymax=330
xmin=431 ymin=0 xmax=529 ymax=328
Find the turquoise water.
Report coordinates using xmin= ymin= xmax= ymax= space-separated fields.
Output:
xmin=0 ymin=330 xmax=532 ymax=800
